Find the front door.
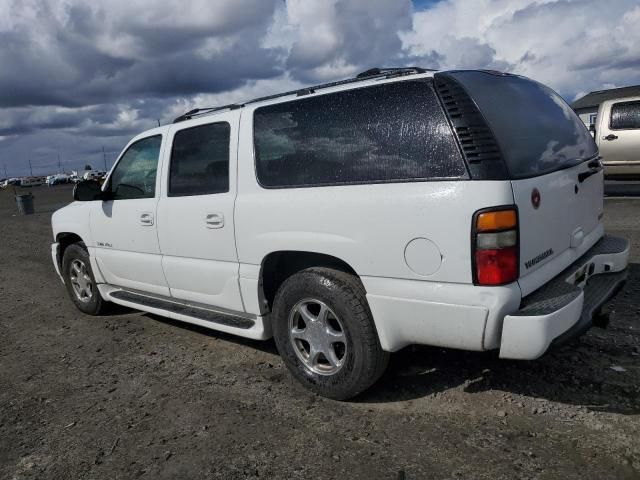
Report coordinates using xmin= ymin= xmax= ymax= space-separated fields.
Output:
xmin=156 ymin=112 xmax=244 ymax=312
xmin=90 ymin=133 xmax=170 ymax=296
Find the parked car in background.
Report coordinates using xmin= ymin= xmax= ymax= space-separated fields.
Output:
xmin=592 ymin=96 xmax=640 ymax=179
xmin=82 ymin=170 xmax=107 ymax=182
xmin=1 ymin=178 xmax=22 ymax=188
xmin=52 ymin=68 xmax=629 ymax=399
xmin=20 ymin=176 xmax=45 ymax=187
xmin=47 ymin=174 xmax=70 ymax=186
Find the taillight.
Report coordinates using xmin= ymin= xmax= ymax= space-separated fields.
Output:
xmin=472 ymin=207 xmax=519 ymax=285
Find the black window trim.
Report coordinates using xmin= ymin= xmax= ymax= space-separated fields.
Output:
xmin=609 ymin=100 xmax=640 ymax=131
xmin=167 ymin=121 xmax=231 ymax=198
xmin=105 ymin=133 xmax=163 ymax=200
xmin=251 ymin=78 xmax=470 ymax=190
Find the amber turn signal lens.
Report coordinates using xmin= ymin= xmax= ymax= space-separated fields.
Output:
xmin=476 ymin=209 xmax=517 ymax=232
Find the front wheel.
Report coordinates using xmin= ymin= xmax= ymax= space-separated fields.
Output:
xmin=272 ymin=267 xmax=389 ymax=400
xmin=62 ymin=243 xmax=107 ymax=315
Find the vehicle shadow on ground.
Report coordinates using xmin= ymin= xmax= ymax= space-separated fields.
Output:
xmin=359 ymin=263 xmax=640 ymax=414
xmin=144 ymin=313 xmax=281 ymax=357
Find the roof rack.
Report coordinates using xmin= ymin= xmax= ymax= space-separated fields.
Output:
xmin=172 ymin=67 xmax=434 ymax=123
xmin=172 ymin=104 xmax=241 ymax=123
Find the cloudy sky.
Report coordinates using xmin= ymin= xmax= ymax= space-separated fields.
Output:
xmin=1 ymin=0 xmax=639 ymax=177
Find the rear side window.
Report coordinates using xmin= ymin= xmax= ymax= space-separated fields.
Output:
xmin=253 ymin=81 xmax=466 ymax=188
xmin=610 ymin=101 xmax=640 ymax=130
xmin=169 ymin=122 xmax=230 ymax=197
xmin=446 ymin=71 xmax=598 ymax=179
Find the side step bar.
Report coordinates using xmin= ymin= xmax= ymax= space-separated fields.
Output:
xmin=109 ymin=290 xmax=255 ymax=330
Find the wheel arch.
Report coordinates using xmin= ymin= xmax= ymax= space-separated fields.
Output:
xmin=259 ymin=250 xmax=360 ymax=312
xmin=55 ymin=232 xmax=86 ymax=270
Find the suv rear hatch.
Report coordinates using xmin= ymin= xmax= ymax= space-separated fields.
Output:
xmin=435 ymin=70 xmax=603 ymax=295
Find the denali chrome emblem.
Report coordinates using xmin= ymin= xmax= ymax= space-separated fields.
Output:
xmin=525 ymin=248 xmax=554 ymax=269
xmin=531 ymin=188 xmax=541 ymax=209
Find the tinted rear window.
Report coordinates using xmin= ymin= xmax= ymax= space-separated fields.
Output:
xmin=610 ymin=100 xmax=640 ymax=130
xmin=448 ymin=71 xmax=598 ymax=179
xmin=253 ymin=80 xmax=466 ymax=188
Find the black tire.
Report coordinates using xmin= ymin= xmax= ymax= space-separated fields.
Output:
xmin=62 ymin=243 xmax=107 ymax=315
xmin=272 ymin=267 xmax=389 ymax=400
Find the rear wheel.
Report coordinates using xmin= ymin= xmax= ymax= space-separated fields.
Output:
xmin=272 ymin=267 xmax=389 ymax=400
xmin=62 ymin=243 xmax=107 ymax=315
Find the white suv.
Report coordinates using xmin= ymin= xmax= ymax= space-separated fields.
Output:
xmin=51 ymin=68 xmax=629 ymax=399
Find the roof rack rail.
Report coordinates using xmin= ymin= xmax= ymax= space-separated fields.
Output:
xmin=355 ymin=67 xmax=429 ymax=78
xmin=172 ymin=66 xmax=434 ymax=123
xmin=173 ymin=104 xmax=241 ymax=123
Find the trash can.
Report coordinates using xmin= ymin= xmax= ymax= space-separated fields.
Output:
xmin=16 ymin=193 xmax=35 ymax=215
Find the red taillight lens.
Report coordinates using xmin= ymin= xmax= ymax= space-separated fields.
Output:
xmin=475 ymin=247 xmax=518 ymax=285
xmin=473 ymin=207 xmax=519 ymax=286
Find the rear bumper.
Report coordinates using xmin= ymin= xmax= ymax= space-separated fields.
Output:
xmin=499 ymin=235 xmax=629 ymax=359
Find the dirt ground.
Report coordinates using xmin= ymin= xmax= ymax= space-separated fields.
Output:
xmin=0 ymin=184 xmax=639 ymax=480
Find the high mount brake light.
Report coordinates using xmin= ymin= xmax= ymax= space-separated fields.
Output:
xmin=472 ymin=207 xmax=519 ymax=286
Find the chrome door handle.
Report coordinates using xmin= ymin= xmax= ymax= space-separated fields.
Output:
xmin=205 ymin=213 xmax=224 ymax=229
xmin=140 ymin=212 xmax=154 ymax=226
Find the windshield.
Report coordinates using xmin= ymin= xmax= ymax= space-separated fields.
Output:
xmin=447 ymin=71 xmax=598 ymax=179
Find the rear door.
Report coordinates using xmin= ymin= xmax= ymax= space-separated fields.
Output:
xmin=598 ymin=98 xmax=640 ymax=170
xmin=511 ymin=163 xmax=603 ymax=295
xmin=156 ymin=111 xmax=244 ymax=312
xmin=443 ymin=71 xmax=603 ymax=295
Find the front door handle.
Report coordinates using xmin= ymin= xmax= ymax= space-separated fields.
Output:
xmin=140 ymin=212 xmax=154 ymax=226
xmin=603 ymin=134 xmax=618 ymax=141
xmin=205 ymin=213 xmax=224 ymax=229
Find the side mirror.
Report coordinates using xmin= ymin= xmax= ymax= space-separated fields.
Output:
xmin=73 ymin=180 xmax=106 ymax=201
xmin=589 ymin=123 xmax=596 ymax=138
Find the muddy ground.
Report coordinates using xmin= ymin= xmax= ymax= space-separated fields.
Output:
xmin=0 ymin=184 xmax=639 ymax=480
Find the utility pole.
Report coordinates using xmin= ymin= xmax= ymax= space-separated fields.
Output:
xmin=103 ymin=146 xmax=107 ymax=170
xmin=3 ymin=162 xmax=7 ymax=178
xmin=28 ymin=158 xmax=33 ymax=176
xmin=58 ymin=153 xmax=61 ymax=173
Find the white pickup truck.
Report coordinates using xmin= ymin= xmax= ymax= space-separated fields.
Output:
xmin=51 ymin=68 xmax=629 ymax=399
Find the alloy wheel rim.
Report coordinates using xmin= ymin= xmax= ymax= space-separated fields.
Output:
xmin=69 ymin=259 xmax=93 ymax=303
xmin=288 ymin=298 xmax=348 ymax=375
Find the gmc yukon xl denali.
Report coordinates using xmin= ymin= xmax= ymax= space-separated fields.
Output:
xmin=51 ymin=68 xmax=629 ymax=399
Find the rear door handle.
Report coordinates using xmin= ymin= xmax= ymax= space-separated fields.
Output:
xmin=140 ymin=212 xmax=154 ymax=226
xmin=603 ymin=134 xmax=618 ymax=141
xmin=205 ymin=213 xmax=224 ymax=229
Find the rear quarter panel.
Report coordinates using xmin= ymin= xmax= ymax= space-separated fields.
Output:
xmin=235 ymin=106 xmax=515 ymax=284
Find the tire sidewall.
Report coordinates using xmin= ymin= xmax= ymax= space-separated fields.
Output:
xmin=272 ymin=270 xmax=374 ymax=398
xmin=62 ymin=244 xmax=103 ymax=315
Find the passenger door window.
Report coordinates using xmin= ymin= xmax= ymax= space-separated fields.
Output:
xmin=109 ymin=135 xmax=162 ymax=200
xmin=169 ymin=122 xmax=230 ymax=197
xmin=610 ymin=101 xmax=640 ymax=130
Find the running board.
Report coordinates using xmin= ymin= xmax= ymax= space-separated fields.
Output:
xmin=109 ymin=290 xmax=255 ymax=330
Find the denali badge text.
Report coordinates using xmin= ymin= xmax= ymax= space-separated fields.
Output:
xmin=524 ymin=249 xmax=553 ymax=269
xmin=97 ymin=242 xmax=112 ymax=248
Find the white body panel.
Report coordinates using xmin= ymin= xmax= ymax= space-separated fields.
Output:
xmin=156 ymin=111 xmax=244 ymax=311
